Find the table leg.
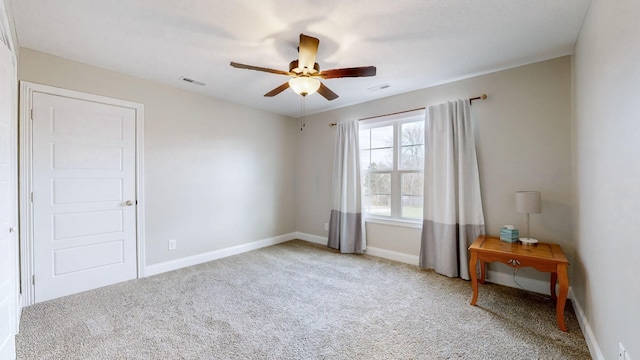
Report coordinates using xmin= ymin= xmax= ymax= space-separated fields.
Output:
xmin=550 ymin=272 xmax=558 ymax=302
xmin=556 ymin=264 xmax=569 ymax=332
xmin=479 ymin=260 xmax=486 ymax=284
xmin=470 ymin=251 xmax=479 ymax=305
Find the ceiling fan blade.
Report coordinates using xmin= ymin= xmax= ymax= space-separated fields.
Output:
xmin=319 ymin=66 xmax=377 ymax=79
xmin=317 ymin=82 xmax=339 ymax=101
xmin=298 ymin=34 xmax=319 ymax=72
xmin=230 ymin=62 xmax=290 ymax=76
xmin=264 ymin=82 xmax=290 ymax=97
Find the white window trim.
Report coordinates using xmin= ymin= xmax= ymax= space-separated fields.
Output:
xmin=365 ymin=216 xmax=423 ymax=229
xmin=360 ymin=109 xmax=425 ymax=226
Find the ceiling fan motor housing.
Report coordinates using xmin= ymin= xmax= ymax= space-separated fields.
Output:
xmin=289 ymin=60 xmax=320 ymax=75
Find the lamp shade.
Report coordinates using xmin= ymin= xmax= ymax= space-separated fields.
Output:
xmin=289 ymin=77 xmax=320 ymax=96
xmin=515 ymin=191 xmax=541 ymax=214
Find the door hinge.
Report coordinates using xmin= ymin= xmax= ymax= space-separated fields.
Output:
xmin=30 ymin=192 xmax=34 ymax=202
xmin=30 ymin=109 xmax=33 ymax=120
xmin=32 ymin=275 xmax=35 ymax=285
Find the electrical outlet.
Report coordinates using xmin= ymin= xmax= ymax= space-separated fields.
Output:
xmin=324 ymin=223 xmax=329 ymax=231
xmin=168 ymin=239 xmax=176 ymax=250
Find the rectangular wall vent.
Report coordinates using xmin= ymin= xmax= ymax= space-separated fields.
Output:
xmin=368 ymin=83 xmax=390 ymax=92
xmin=180 ymin=77 xmax=206 ymax=86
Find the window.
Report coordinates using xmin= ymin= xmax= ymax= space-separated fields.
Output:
xmin=360 ymin=110 xmax=425 ymax=222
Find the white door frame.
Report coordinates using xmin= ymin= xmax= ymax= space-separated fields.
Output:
xmin=19 ymin=82 xmax=146 ymax=307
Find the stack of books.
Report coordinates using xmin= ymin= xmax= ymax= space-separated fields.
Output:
xmin=500 ymin=227 xmax=519 ymax=243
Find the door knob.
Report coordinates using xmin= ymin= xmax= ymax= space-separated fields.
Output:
xmin=125 ymin=200 xmax=134 ymax=206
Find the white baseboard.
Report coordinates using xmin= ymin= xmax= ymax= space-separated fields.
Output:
xmin=294 ymin=232 xmax=327 ymax=245
xmin=294 ymin=233 xmax=420 ymax=266
xmin=144 ymin=232 xmax=297 ymax=276
xmin=484 ymin=270 xmax=572 ymax=300
xmin=569 ymin=288 xmax=604 ymax=360
xmin=364 ymin=246 xmax=420 ymax=266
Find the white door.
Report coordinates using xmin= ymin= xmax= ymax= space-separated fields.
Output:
xmin=32 ymin=92 xmax=138 ymax=303
xmin=0 ymin=32 xmax=17 ymax=360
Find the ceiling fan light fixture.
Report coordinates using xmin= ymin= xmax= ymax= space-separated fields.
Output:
xmin=289 ymin=77 xmax=321 ymax=96
xmin=231 ymin=34 xmax=375 ymax=101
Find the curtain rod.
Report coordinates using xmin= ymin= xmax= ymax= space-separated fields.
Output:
xmin=329 ymin=93 xmax=487 ymax=127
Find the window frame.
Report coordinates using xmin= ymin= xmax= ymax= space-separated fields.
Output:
xmin=360 ymin=109 xmax=425 ymax=225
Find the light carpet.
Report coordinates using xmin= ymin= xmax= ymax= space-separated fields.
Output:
xmin=17 ymin=240 xmax=590 ymax=359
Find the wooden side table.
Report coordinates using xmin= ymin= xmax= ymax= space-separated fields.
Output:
xmin=468 ymin=235 xmax=570 ymax=332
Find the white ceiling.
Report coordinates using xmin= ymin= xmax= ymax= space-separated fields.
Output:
xmin=10 ymin=0 xmax=591 ymax=118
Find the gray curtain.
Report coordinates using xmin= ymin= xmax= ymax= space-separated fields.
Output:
xmin=419 ymin=99 xmax=485 ymax=279
xmin=328 ymin=120 xmax=365 ymax=253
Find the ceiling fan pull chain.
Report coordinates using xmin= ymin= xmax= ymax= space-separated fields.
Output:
xmin=302 ymin=97 xmax=306 ymax=131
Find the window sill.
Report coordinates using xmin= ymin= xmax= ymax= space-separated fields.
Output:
xmin=365 ymin=216 xmax=423 ymax=229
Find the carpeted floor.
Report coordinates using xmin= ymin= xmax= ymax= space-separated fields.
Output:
xmin=17 ymin=240 xmax=591 ymax=359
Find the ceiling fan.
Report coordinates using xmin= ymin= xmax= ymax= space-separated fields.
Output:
xmin=230 ymin=34 xmax=376 ymax=101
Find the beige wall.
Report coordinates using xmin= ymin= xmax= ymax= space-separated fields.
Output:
xmin=19 ymin=48 xmax=298 ymax=266
xmin=572 ymin=0 xmax=640 ymax=358
xmin=297 ymin=56 xmax=572 ymax=285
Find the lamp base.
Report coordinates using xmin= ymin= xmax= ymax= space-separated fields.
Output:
xmin=519 ymin=237 xmax=539 ymax=245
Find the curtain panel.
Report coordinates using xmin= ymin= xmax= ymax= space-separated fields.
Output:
xmin=419 ymin=99 xmax=485 ymax=279
xmin=328 ymin=120 xmax=365 ymax=253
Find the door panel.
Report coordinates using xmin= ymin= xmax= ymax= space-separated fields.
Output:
xmin=32 ymin=92 xmax=137 ymax=303
xmin=53 ymin=209 xmax=123 ymax=240
xmin=54 ymin=240 xmax=124 ymax=275
xmin=0 ymin=35 xmax=16 ymax=359
xmin=53 ymin=178 xmax=123 ymax=204
xmin=53 ymin=143 xmax=124 ymax=170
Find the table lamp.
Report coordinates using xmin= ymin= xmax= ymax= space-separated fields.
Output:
xmin=515 ymin=191 xmax=541 ymax=245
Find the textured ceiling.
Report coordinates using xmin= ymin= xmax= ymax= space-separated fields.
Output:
xmin=10 ymin=0 xmax=591 ymax=118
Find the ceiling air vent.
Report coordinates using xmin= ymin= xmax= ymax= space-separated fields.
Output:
xmin=368 ymin=83 xmax=390 ymax=92
xmin=180 ymin=76 xmax=206 ymax=86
